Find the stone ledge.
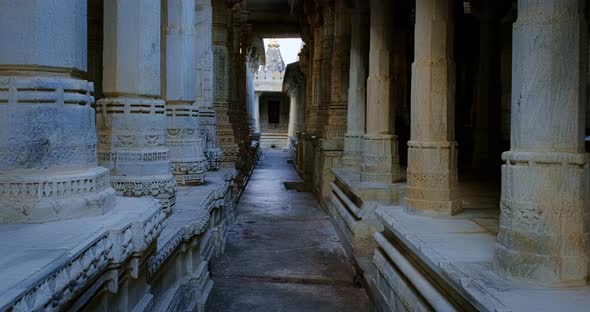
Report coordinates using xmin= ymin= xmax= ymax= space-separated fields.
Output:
xmin=374 ymin=206 xmax=590 ymax=311
xmin=148 ymin=169 xmax=237 ymax=278
xmin=0 ymin=196 xmax=163 ymax=311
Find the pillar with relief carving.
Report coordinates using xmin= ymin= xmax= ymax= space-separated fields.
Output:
xmin=96 ymin=0 xmax=176 ymax=213
xmin=196 ymin=0 xmax=223 ymax=170
xmin=361 ymin=0 xmax=400 ymax=184
xmin=212 ymin=0 xmax=240 ymax=165
xmin=406 ymin=0 xmax=461 ymax=215
xmin=162 ymin=0 xmax=208 ymax=185
xmin=0 ymin=0 xmax=116 ymax=223
xmin=494 ymin=0 xmax=590 ymax=286
xmin=342 ymin=9 xmax=369 ymax=169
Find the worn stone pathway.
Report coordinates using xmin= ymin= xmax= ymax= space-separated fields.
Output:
xmin=207 ymin=149 xmax=372 ymax=311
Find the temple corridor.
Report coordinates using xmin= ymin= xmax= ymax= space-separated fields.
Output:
xmin=207 ymin=149 xmax=372 ymax=311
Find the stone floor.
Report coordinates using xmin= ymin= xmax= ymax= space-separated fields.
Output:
xmin=207 ymin=149 xmax=372 ymax=312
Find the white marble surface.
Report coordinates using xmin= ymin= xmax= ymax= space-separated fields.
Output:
xmin=376 ymin=205 xmax=590 ymax=312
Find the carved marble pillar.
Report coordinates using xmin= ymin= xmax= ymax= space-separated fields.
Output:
xmin=253 ymin=91 xmax=261 ymax=135
xmin=318 ymin=1 xmax=334 ymax=137
xmin=314 ymin=0 xmax=333 ymax=198
xmin=288 ymin=90 xmax=297 ymax=140
xmin=307 ymin=29 xmax=323 ymax=136
xmin=343 ymin=9 xmax=369 ymax=169
xmin=229 ymin=7 xmax=252 ymax=171
xmin=406 ymin=0 xmax=461 ymax=215
xmin=196 ymin=0 xmax=223 ymax=170
xmin=212 ymin=0 xmax=239 ymax=164
xmin=361 ymin=0 xmax=400 ymax=184
xmin=494 ymin=0 xmax=590 ymax=286
xmin=162 ymin=0 xmax=207 ymax=185
xmin=0 ymin=0 xmax=116 ymax=223
xmin=97 ymin=0 xmax=176 ymax=212
xmin=323 ymin=0 xmax=350 ymax=143
xmin=301 ymin=42 xmax=316 ymax=189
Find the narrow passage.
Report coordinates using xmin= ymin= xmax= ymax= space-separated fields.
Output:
xmin=208 ymin=149 xmax=371 ymax=311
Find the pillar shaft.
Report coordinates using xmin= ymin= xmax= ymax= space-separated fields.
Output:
xmin=343 ymin=10 xmax=369 ymax=169
xmin=318 ymin=2 xmax=334 ymax=139
xmin=494 ymin=0 xmax=589 ymax=285
xmin=361 ymin=0 xmax=400 ymax=183
xmin=97 ymin=0 xmax=176 ymax=212
xmin=163 ymin=0 xmax=207 ymax=185
xmin=323 ymin=0 xmax=350 ymax=143
xmin=212 ymin=0 xmax=239 ymax=165
xmin=196 ymin=0 xmax=222 ymax=170
xmin=307 ymin=30 xmax=323 ymax=136
xmin=0 ymin=0 xmax=115 ymax=223
xmin=406 ymin=0 xmax=460 ymax=215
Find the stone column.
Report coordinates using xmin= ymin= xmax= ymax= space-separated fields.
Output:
xmin=288 ymin=90 xmax=297 ymax=140
xmin=253 ymin=91 xmax=261 ymax=135
xmin=212 ymin=0 xmax=239 ymax=165
xmin=0 ymin=0 xmax=115 ymax=223
xmin=342 ymin=9 xmax=369 ymax=169
xmin=406 ymin=0 xmax=460 ymax=215
xmin=323 ymin=0 xmax=350 ymax=143
xmin=196 ymin=0 xmax=223 ymax=170
xmin=361 ymin=0 xmax=400 ymax=183
xmin=307 ymin=28 xmax=323 ymax=136
xmin=97 ymin=0 xmax=176 ymax=212
xmin=162 ymin=0 xmax=207 ymax=185
xmin=494 ymin=0 xmax=589 ymax=286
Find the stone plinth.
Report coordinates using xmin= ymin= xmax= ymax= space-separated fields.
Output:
xmin=0 ymin=196 xmax=164 ymax=311
xmin=406 ymin=141 xmax=460 ymax=215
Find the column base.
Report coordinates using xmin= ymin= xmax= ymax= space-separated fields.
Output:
xmin=0 ymin=75 xmax=116 ymax=223
xmin=406 ymin=141 xmax=462 ymax=216
xmin=172 ymin=158 xmax=208 ymax=185
xmin=206 ymin=148 xmax=223 ymax=171
xmin=361 ymin=134 xmax=400 ymax=184
xmin=110 ymin=174 xmax=176 ymax=214
xmin=494 ymin=151 xmax=590 ymax=286
xmin=166 ymin=105 xmax=208 ymax=185
xmin=0 ymin=167 xmax=116 ymax=223
xmin=342 ymin=133 xmax=363 ymax=169
xmin=318 ymin=139 xmax=343 ymax=206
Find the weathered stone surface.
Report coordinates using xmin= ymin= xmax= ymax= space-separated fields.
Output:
xmin=406 ymin=0 xmax=461 ymax=216
xmin=162 ymin=0 xmax=207 ymax=185
xmin=207 ymin=150 xmax=372 ymax=311
xmin=361 ymin=0 xmax=400 ymax=185
xmin=371 ymin=205 xmax=590 ymax=312
xmin=494 ymin=0 xmax=590 ymax=286
xmin=97 ymin=0 xmax=176 ymax=212
xmin=0 ymin=0 xmax=116 ymax=223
